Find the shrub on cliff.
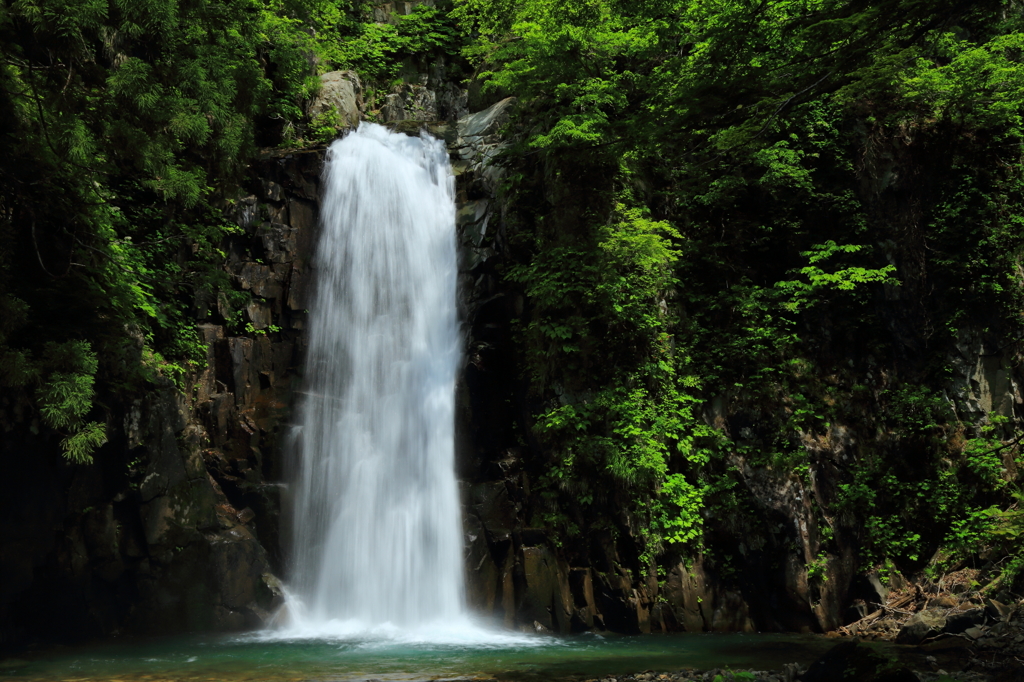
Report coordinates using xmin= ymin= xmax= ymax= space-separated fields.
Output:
xmin=455 ymin=0 xmax=1024 ymax=589
xmin=0 ymin=0 xmax=324 ymax=462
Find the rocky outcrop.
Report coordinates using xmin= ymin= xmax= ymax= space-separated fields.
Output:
xmin=895 ymin=608 xmax=948 ymax=645
xmin=376 ymin=57 xmax=469 ymax=125
xmin=125 ymin=149 xmax=325 ymax=633
xmin=308 ymin=71 xmax=363 ymax=131
xmin=0 ymin=149 xmax=322 ymax=649
xmin=949 ymin=329 xmax=1021 ymax=426
xmin=121 ymin=385 xmax=282 ymax=632
xmin=0 ymin=384 xmax=285 ymax=644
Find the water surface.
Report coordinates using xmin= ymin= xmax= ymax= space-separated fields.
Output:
xmin=1 ymin=630 xmax=910 ymax=682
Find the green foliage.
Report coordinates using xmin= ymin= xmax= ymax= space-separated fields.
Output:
xmin=884 ymin=386 xmax=954 ymax=440
xmin=710 ymin=671 xmax=756 ymax=682
xmin=985 ymin=493 xmax=1024 ymax=543
xmin=776 ymin=242 xmax=898 ymax=313
xmin=309 ymin=107 xmax=343 ymax=143
xmin=806 ymin=552 xmax=829 ymax=583
xmin=654 ymin=473 xmax=705 ymax=546
xmin=0 ymin=0 xmax=321 ymax=463
xmin=0 ymin=336 xmax=107 ymax=462
xmin=977 ymin=491 xmax=1024 ymax=588
xmin=458 ymin=0 xmax=1024 ymax=579
xmin=509 ymin=201 xmax=679 ymax=377
xmin=506 ymin=182 xmax=720 ymax=553
xmin=316 ymin=4 xmax=461 ymax=81
xmin=62 ymin=422 xmax=108 ymax=465
xmin=893 ymin=31 xmax=1024 ymax=128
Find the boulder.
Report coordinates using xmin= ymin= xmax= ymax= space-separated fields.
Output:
xmin=984 ymin=598 xmax=1013 ymax=621
xmin=848 ymin=571 xmax=888 ymax=610
xmin=866 ymin=571 xmax=889 ymax=604
xmin=964 ymin=625 xmax=986 ymax=639
xmin=458 ymin=97 xmax=517 ymax=140
xmin=664 ymin=562 xmax=712 ymax=631
xmin=381 ymin=85 xmax=438 ymax=123
xmin=895 ymin=608 xmax=947 ymax=644
xmin=711 ymin=590 xmax=756 ymax=633
xmin=927 ymin=595 xmax=957 ymax=609
xmin=307 ymin=71 xmax=362 ymax=129
xmin=945 ymin=607 xmax=986 ymax=633
xmin=568 ymin=568 xmax=599 ymax=629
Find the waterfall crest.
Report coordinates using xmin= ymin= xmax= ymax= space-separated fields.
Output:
xmin=286 ymin=123 xmax=464 ymax=630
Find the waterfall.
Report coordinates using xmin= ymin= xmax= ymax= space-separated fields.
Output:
xmin=286 ymin=123 xmax=464 ymax=631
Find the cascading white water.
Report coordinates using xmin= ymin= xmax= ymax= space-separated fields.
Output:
xmin=286 ymin=123 xmax=464 ymax=631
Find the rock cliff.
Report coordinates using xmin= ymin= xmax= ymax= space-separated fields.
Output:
xmin=0 ymin=149 xmax=323 ymax=647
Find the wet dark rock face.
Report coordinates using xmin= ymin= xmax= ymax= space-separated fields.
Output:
xmin=0 ymin=150 xmax=322 ymax=648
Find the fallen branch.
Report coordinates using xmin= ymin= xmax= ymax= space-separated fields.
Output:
xmin=846 ymin=593 xmax=917 ymax=629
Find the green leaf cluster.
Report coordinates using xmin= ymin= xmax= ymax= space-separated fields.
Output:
xmin=0 ymin=0 xmax=323 ymax=463
xmin=313 ymin=3 xmax=462 ymax=82
xmin=458 ymin=0 xmax=1024 ymax=580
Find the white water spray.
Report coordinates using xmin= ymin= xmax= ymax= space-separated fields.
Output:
xmin=285 ymin=123 xmax=465 ymax=633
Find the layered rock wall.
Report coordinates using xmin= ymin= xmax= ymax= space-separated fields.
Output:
xmin=0 ymin=150 xmax=324 ymax=647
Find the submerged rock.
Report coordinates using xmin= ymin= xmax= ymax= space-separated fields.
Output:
xmin=801 ymin=639 xmax=916 ymax=682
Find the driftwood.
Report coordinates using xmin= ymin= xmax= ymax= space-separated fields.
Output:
xmin=839 ymin=593 xmax=918 ymax=635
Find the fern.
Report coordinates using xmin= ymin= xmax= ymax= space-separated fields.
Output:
xmin=61 ymin=421 xmax=108 ymax=465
